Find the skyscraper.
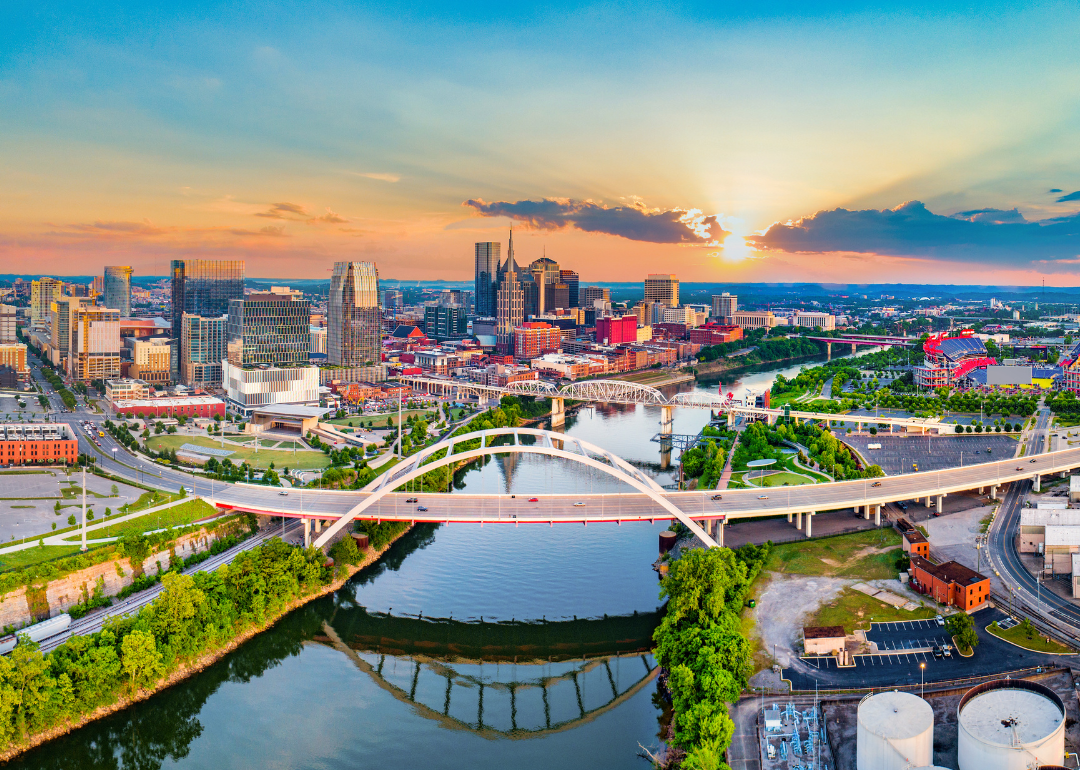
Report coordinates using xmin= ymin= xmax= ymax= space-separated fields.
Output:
xmin=474 ymin=242 xmax=501 ymax=317
xmin=50 ymin=296 xmax=90 ymax=370
xmin=583 ymin=286 xmax=611 ymax=307
xmin=170 ymin=260 xmax=245 ymax=377
xmin=496 ymin=230 xmax=524 ymax=355
xmin=227 ymin=293 xmax=312 ymax=367
xmin=70 ymin=307 xmax=121 ymax=382
xmin=644 ymin=274 xmax=679 ymax=307
xmin=328 ymin=261 xmax=382 ymax=366
xmin=560 ymin=269 xmax=580 ymax=308
xmin=712 ymin=292 xmax=737 ymax=323
xmin=529 ymin=256 xmax=560 ymax=315
xmin=180 ymin=313 xmax=228 ymax=387
xmin=104 ymin=266 xmax=133 ymax=316
xmin=30 ymin=278 xmax=64 ymax=327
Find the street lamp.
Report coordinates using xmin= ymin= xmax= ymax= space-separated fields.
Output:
xmin=920 ymin=661 xmax=926 ymax=698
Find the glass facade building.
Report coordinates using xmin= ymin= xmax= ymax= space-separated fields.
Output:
xmin=170 ymin=260 xmax=245 ymax=377
xmin=496 ymin=230 xmax=524 ymax=355
xmin=181 ymin=313 xmax=227 ymax=387
xmin=103 ymin=266 xmax=133 ymax=316
xmin=227 ymin=294 xmax=312 ymax=367
xmin=328 ymin=262 xmax=382 ymax=367
xmin=424 ymin=305 xmax=468 ymax=340
xmin=474 ymin=242 xmax=500 ymax=317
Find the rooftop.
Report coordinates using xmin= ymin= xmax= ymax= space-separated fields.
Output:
xmin=803 ymin=625 xmax=845 ymax=639
xmin=112 ymin=395 xmax=224 ymax=407
xmin=1043 ymin=526 xmax=1080 ymax=547
xmin=250 ymin=404 xmax=329 ymax=418
xmin=1020 ymin=509 xmax=1080 ymax=527
xmin=911 ymin=555 xmax=987 ymax=586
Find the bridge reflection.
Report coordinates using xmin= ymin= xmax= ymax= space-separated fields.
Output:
xmin=317 ymin=608 xmax=661 ymax=738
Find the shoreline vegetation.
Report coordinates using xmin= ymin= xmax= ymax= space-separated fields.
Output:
xmin=0 ymin=522 xmax=414 ymax=762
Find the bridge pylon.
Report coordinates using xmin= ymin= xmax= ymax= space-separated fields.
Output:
xmin=551 ymin=397 xmax=565 ymax=427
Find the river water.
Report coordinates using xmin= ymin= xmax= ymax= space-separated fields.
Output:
xmin=9 ymin=352 xmax=861 ymax=770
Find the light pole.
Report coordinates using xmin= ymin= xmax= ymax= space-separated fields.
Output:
xmin=920 ymin=661 xmax=925 ymax=698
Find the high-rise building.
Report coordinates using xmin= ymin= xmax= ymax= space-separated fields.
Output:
xmin=223 ymin=361 xmax=320 ymax=417
xmin=474 ymin=242 xmax=501 ymax=317
xmin=550 ymin=283 xmax=570 ymax=311
xmin=90 ymin=276 xmax=104 ymax=297
xmin=170 ymin=260 xmax=245 ymax=378
xmin=496 ymin=230 xmax=525 ymax=355
xmin=70 ymin=307 xmax=121 ymax=382
xmin=180 ymin=313 xmax=227 ymax=387
xmin=583 ymin=286 xmax=610 ymax=307
xmin=529 ymin=257 xmax=560 ymax=315
xmin=0 ymin=304 xmax=18 ymax=344
xmin=596 ymin=316 xmax=639 ymax=345
xmin=644 ymin=274 xmax=679 ymax=307
xmin=424 ymin=305 xmax=468 ymax=341
xmin=328 ymin=261 xmax=382 ymax=367
xmin=560 ymin=269 xmax=580 ymax=308
xmin=310 ymin=326 xmax=327 ymax=355
xmin=513 ymin=322 xmax=563 ymax=360
xmin=383 ymin=289 xmax=403 ymax=309
xmin=227 ymin=293 xmax=312 ymax=367
xmin=103 ymin=266 xmax=133 ymax=316
xmin=712 ymin=293 xmax=737 ymax=323
xmin=50 ymin=296 xmax=90 ymax=370
xmin=30 ymin=278 xmax=64 ymax=328
xmin=127 ymin=338 xmax=171 ymax=385
xmin=0 ymin=344 xmax=28 ymax=388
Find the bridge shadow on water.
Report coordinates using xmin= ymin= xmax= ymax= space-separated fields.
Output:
xmin=9 ymin=524 xmax=661 ymax=768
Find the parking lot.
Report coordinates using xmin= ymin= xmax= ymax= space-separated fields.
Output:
xmin=842 ymin=434 xmax=1018 ymax=475
xmin=867 ymin=618 xmax=951 ymax=651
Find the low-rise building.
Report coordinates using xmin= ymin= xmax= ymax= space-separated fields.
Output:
xmin=514 ymin=322 xmax=563 ymax=360
xmin=732 ymin=310 xmax=777 ymax=330
xmin=127 ymin=338 xmax=171 ymax=385
xmin=896 ymin=518 xmax=930 ymax=558
xmin=803 ymin=626 xmax=846 ymax=656
xmin=105 ymin=378 xmax=151 ymax=402
xmin=909 ymin=556 xmax=990 ymax=611
xmin=222 ymin=361 xmax=321 ymax=418
xmin=791 ymin=311 xmax=836 ymax=330
xmin=110 ymin=395 xmax=226 ymax=419
xmin=0 ymin=423 xmax=78 ymax=466
xmin=688 ymin=324 xmax=743 ymax=346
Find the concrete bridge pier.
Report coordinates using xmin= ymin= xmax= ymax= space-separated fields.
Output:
xmin=805 ymin=512 xmax=815 ymax=537
xmin=925 ymin=496 xmax=932 ymax=508
xmin=990 ymin=485 xmax=998 ymax=499
xmin=304 ymin=518 xmax=311 ymax=548
xmin=863 ymin=505 xmax=870 ymax=520
xmin=660 ymin=405 xmax=674 ymax=435
xmin=709 ymin=518 xmax=725 ymax=547
xmin=826 ymin=342 xmax=832 ymax=360
xmin=795 ymin=511 xmax=803 ymax=530
xmin=1033 ymin=474 xmax=1041 ymax=493
xmin=550 ymin=397 xmax=565 ymax=427
xmin=851 ymin=342 xmax=858 ymax=356
xmin=659 ymin=405 xmax=674 ymax=470
xmin=874 ymin=504 xmax=881 ymax=526
xmin=935 ymin=495 xmax=944 ymax=514
xmin=727 ymin=411 xmax=735 ymax=428
xmin=856 ymin=422 xmax=862 ymax=432
xmin=787 ymin=512 xmax=792 ymax=523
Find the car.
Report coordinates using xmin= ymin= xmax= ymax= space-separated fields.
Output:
xmin=711 ymin=494 xmax=723 ymax=501
xmin=405 ymin=497 xmax=418 ymax=503
xmin=935 ymin=615 xmax=945 ymax=626
xmin=871 ymin=481 xmax=882 ymax=487
xmin=528 ymin=497 xmax=539 ymax=502
xmin=416 ymin=505 xmax=428 ymax=512
xmin=932 ymin=646 xmax=943 ymax=659
xmin=1030 ymin=458 xmax=1037 ymax=463
xmin=1016 ymin=466 xmax=1024 ymax=471
xmin=573 ymin=502 xmax=586 ymax=507
xmin=278 ymin=490 xmax=288 ymax=496
xmin=757 ymin=494 xmax=768 ymax=500
xmin=942 ymin=645 xmax=952 ymax=658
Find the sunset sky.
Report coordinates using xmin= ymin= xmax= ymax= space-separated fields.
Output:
xmin=3 ymin=1 xmax=1080 ymax=284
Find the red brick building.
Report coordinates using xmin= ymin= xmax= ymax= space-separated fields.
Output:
xmin=896 ymin=518 xmax=930 ymax=558
xmin=909 ymin=556 xmax=990 ymax=611
xmin=595 ymin=316 xmax=638 ymax=345
xmin=110 ymin=395 xmax=226 ymax=419
xmin=0 ymin=424 xmax=78 ymax=466
xmin=688 ymin=324 xmax=743 ymax=346
xmin=513 ymin=322 xmax=563 ymax=361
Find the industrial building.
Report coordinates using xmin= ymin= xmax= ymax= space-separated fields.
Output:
xmin=909 ymin=556 xmax=990 ymax=611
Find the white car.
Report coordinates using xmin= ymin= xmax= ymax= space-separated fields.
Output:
xmin=935 ymin=615 xmax=945 ymax=626
xmin=573 ymin=501 xmax=585 ymax=507
xmin=278 ymin=490 xmax=289 ymax=496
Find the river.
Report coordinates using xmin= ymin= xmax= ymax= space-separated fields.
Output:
xmin=8 ymin=351 xmax=865 ymax=769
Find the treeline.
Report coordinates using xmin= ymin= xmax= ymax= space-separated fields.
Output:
xmin=0 ymin=538 xmax=333 ymax=752
xmin=698 ymin=331 xmax=822 ymax=366
xmin=654 ymin=543 xmax=771 ymax=769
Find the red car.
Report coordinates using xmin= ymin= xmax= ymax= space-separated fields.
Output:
xmin=528 ymin=497 xmax=539 ymax=502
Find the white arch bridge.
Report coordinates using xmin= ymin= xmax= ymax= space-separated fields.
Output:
xmin=206 ymin=428 xmax=1080 ymax=554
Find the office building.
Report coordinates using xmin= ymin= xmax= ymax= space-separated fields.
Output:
xmin=0 ymin=304 xmax=19 ymax=343
xmin=513 ymin=322 xmax=563 ymax=360
xmin=328 ymin=261 xmax=382 ymax=367
xmin=496 ymin=231 xmax=525 ymax=355
xmin=180 ymin=313 xmax=227 ymax=387
xmin=222 ymin=360 xmax=320 ymax=417
xmin=0 ymin=344 xmax=29 ymax=388
xmin=550 ymin=283 xmax=570 ymax=311
xmin=310 ymin=326 xmax=327 ymax=355
xmin=596 ymin=316 xmax=639 ymax=345
xmin=791 ymin=311 xmax=836 ymax=331
xmin=438 ymin=289 xmax=466 ymax=307
xmin=90 ymin=276 xmax=104 ymax=297
xmin=583 ymin=286 xmax=610 ymax=307
xmin=644 ymin=274 xmax=679 ymax=307
xmin=170 ymin=260 xmax=245 ymax=378
xmin=227 ymin=293 xmax=311 ymax=367
xmin=663 ymin=306 xmax=698 ymax=326
xmin=50 ymin=296 xmax=90 ymax=370
xmin=424 ymin=305 xmax=468 ymax=340
xmin=474 ymin=242 xmax=501 ymax=317
xmin=104 ymin=266 xmax=133 ymax=316
xmin=31 ymin=278 xmax=64 ymax=328
xmin=70 ymin=307 xmax=121 ymax=382
xmin=732 ymin=310 xmax=777 ymax=329
xmin=383 ymin=289 xmax=403 ymax=309
xmin=560 ymin=269 xmax=580 ymax=307
xmin=529 ymin=257 xmax=560 ymax=316
xmin=712 ymin=293 xmax=737 ymax=323
xmin=127 ymin=338 xmax=172 ymax=385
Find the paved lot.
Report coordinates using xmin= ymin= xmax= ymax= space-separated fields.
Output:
xmin=842 ymin=434 xmax=1018 ymax=475
xmin=0 ymin=470 xmax=148 ymax=541
xmin=783 ymin=607 xmax=1070 ymax=690
xmin=866 ymin=618 xmax=950 ymax=651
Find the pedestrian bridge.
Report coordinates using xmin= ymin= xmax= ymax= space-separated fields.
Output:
xmin=209 ymin=427 xmax=1080 ymax=552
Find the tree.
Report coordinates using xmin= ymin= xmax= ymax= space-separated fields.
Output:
xmin=945 ymin=612 xmax=978 ymax=653
xmin=67 ymin=514 xmax=76 ymax=526
xmin=121 ymin=630 xmax=164 ymax=691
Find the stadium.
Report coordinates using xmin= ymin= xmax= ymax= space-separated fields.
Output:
xmin=914 ymin=330 xmax=996 ymax=388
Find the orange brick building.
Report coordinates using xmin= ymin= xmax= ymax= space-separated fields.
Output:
xmin=909 ymin=556 xmax=990 ymax=611
xmin=514 ymin=322 xmax=563 ymax=361
xmin=0 ymin=424 xmax=78 ymax=466
xmin=897 ymin=518 xmax=930 ymax=558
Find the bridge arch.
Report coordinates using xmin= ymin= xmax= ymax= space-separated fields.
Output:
xmin=312 ymin=427 xmax=719 ymax=549
xmin=557 ymin=380 xmax=667 ymax=406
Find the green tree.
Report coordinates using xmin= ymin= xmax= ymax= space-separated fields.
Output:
xmin=945 ymin=612 xmax=979 ymax=653
xmin=121 ymin=630 xmax=164 ymax=691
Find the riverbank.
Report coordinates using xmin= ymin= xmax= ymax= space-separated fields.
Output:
xmin=693 ymin=349 xmax=831 ymax=381
xmin=0 ymin=523 xmax=414 ymax=763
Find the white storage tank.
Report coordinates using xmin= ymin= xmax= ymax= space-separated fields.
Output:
xmin=857 ymin=690 xmax=934 ymax=770
xmin=957 ymin=679 xmax=1065 ymax=770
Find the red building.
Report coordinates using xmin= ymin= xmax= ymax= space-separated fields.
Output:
xmin=896 ymin=518 xmax=930 ymax=558
xmin=111 ymin=395 xmax=226 ymax=418
xmin=0 ymin=424 xmax=78 ymax=466
xmin=909 ymin=556 xmax=990 ymax=611
xmin=513 ymin=322 xmax=563 ymax=360
xmin=688 ymin=324 xmax=743 ymax=346
xmin=595 ymin=316 xmax=638 ymax=345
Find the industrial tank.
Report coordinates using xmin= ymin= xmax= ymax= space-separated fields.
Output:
xmin=957 ymin=679 xmax=1065 ymax=770
xmin=857 ymin=690 xmax=934 ymax=770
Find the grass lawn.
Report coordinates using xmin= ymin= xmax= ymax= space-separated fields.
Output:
xmin=766 ymin=528 xmax=903 ymax=579
xmin=120 ymin=489 xmax=183 ymax=514
xmin=332 ymin=410 xmax=436 ymax=428
xmin=63 ymin=499 xmax=221 ymax=540
xmin=987 ymin=621 xmax=1075 ymax=653
xmin=146 ymin=435 xmax=331 ymax=470
xmin=0 ymin=544 xmax=87 ymax=571
xmin=750 ymin=471 xmax=816 ymax=488
xmin=807 ymin=587 xmax=936 ymax=634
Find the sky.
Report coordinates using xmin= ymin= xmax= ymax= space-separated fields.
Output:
xmin=2 ymin=1 xmax=1080 ymax=284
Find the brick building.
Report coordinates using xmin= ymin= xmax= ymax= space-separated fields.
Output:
xmin=0 ymin=424 xmax=78 ymax=466
xmin=110 ymin=395 xmax=226 ymax=419
xmin=896 ymin=518 xmax=930 ymax=558
xmin=513 ymin=322 xmax=563 ymax=360
xmin=595 ymin=316 xmax=638 ymax=346
xmin=909 ymin=556 xmax=990 ymax=611
xmin=688 ymin=324 xmax=743 ymax=346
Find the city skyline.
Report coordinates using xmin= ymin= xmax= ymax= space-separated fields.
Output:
xmin=4 ymin=3 xmax=1080 ymax=284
